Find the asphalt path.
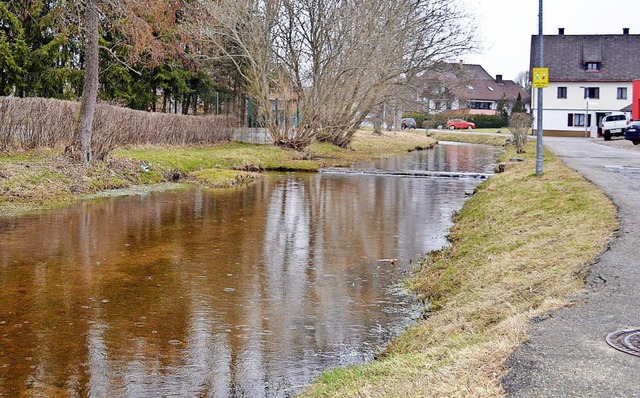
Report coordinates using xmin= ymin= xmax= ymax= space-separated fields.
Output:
xmin=503 ymin=137 xmax=640 ymax=397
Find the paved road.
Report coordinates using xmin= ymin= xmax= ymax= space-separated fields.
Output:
xmin=503 ymin=137 xmax=640 ymax=397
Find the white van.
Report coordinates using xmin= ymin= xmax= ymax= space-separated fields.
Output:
xmin=601 ymin=112 xmax=628 ymax=141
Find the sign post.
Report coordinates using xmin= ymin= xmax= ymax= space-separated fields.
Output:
xmin=532 ymin=68 xmax=549 ymax=89
xmin=535 ymin=0 xmax=544 ymax=176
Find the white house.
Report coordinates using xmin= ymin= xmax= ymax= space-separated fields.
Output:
xmin=530 ymin=28 xmax=640 ymax=137
xmin=417 ymin=62 xmax=530 ymax=115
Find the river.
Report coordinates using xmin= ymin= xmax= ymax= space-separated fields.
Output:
xmin=0 ymin=142 xmax=500 ymax=397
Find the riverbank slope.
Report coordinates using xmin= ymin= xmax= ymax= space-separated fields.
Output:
xmin=301 ymin=138 xmax=617 ymax=397
xmin=504 ymin=137 xmax=640 ymax=397
xmin=0 ymin=130 xmax=434 ymax=216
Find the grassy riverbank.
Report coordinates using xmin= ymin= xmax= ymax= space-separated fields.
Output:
xmin=301 ymin=139 xmax=617 ymax=397
xmin=0 ymin=130 xmax=434 ymax=215
xmin=429 ymin=131 xmax=510 ymax=146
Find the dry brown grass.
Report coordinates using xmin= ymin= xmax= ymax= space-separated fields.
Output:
xmin=429 ymin=131 xmax=509 ymax=146
xmin=351 ymin=129 xmax=437 ymax=153
xmin=301 ymin=141 xmax=617 ymax=397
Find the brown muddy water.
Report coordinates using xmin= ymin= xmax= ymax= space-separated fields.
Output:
xmin=0 ymin=142 xmax=501 ymax=397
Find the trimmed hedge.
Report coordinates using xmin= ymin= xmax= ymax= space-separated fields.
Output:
xmin=467 ymin=114 xmax=508 ymax=129
xmin=402 ymin=111 xmax=428 ymax=128
xmin=422 ymin=112 xmax=509 ymax=129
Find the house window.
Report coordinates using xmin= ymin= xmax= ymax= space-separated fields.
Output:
xmin=583 ymin=87 xmax=600 ymax=99
xmin=557 ymin=87 xmax=567 ymax=99
xmin=585 ymin=62 xmax=601 ymax=71
xmin=568 ymin=113 xmax=589 ymax=127
xmin=617 ymin=87 xmax=628 ymax=100
xmin=469 ymin=101 xmax=492 ymax=110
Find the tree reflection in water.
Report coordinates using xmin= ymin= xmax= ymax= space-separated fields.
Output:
xmin=0 ymin=144 xmax=499 ymax=397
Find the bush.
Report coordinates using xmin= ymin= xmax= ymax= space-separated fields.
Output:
xmin=0 ymin=97 xmax=234 ymax=159
xmin=418 ymin=111 xmax=511 ymax=130
xmin=402 ymin=111 xmax=428 ymax=129
xmin=424 ymin=113 xmax=460 ymax=129
xmin=466 ymin=114 xmax=507 ymax=129
xmin=509 ymin=113 xmax=532 ymax=153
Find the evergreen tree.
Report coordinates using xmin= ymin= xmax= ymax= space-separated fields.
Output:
xmin=0 ymin=2 xmax=28 ymax=95
xmin=496 ymin=93 xmax=509 ymax=127
xmin=513 ymin=92 xmax=525 ymax=113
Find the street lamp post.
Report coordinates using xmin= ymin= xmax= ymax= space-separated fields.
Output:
xmin=580 ymin=86 xmax=590 ymax=137
xmin=535 ymin=0 xmax=544 ymax=175
xmin=585 ymin=96 xmax=590 ymax=137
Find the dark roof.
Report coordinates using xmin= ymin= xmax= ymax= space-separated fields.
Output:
xmin=418 ymin=62 xmax=529 ymax=103
xmin=530 ymin=33 xmax=640 ymax=82
xmin=452 ymin=79 xmax=529 ymax=102
xmin=426 ymin=62 xmax=494 ymax=80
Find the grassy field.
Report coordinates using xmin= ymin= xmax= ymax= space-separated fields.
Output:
xmin=300 ymin=139 xmax=617 ymax=397
xmin=0 ymin=130 xmax=435 ymax=214
xmin=429 ymin=131 xmax=510 ymax=146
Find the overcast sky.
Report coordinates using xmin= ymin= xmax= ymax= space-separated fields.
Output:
xmin=463 ymin=0 xmax=640 ymax=81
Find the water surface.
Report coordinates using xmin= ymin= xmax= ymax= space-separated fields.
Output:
xmin=0 ymin=143 xmax=500 ymax=397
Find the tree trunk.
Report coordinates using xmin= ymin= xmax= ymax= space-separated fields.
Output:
xmin=182 ymin=94 xmax=190 ymax=115
xmin=373 ymin=106 xmax=383 ymax=135
xmin=76 ymin=0 xmax=99 ymax=163
xmin=192 ymin=92 xmax=198 ymax=115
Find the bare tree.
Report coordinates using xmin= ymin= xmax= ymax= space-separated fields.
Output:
xmin=509 ymin=112 xmax=531 ymax=154
xmin=189 ymin=0 xmax=314 ymax=149
xmin=75 ymin=0 xmax=100 ymax=163
xmin=192 ymin=0 xmax=476 ymax=149
xmin=515 ymin=70 xmax=531 ymax=91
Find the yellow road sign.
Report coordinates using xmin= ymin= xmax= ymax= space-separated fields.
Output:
xmin=532 ymin=68 xmax=549 ymax=88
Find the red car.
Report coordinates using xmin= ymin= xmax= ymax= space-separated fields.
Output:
xmin=446 ymin=119 xmax=475 ymax=130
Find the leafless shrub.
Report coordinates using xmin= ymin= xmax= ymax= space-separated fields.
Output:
xmin=0 ymin=97 xmax=234 ymax=159
xmin=509 ymin=113 xmax=532 ymax=154
xmin=193 ymin=0 xmax=477 ymax=150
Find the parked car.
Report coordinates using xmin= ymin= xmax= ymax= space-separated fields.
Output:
xmin=446 ymin=119 xmax=475 ymax=130
xmin=624 ymin=120 xmax=640 ymax=145
xmin=601 ymin=111 xmax=627 ymax=141
xmin=401 ymin=117 xmax=417 ymax=129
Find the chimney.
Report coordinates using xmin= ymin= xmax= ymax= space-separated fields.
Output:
xmin=623 ymin=28 xmax=630 ymax=35
xmin=496 ymin=75 xmax=503 ymax=83
xmin=558 ymin=28 xmax=565 ymax=35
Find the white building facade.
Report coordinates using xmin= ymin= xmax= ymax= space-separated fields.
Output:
xmin=530 ymin=29 xmax=639 ymax=137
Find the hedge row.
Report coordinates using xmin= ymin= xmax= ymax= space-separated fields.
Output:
xmin=0 ymin=97 xmax=235 ymax=159
xmin=411 ymin=112 xmax=510 ymax=130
